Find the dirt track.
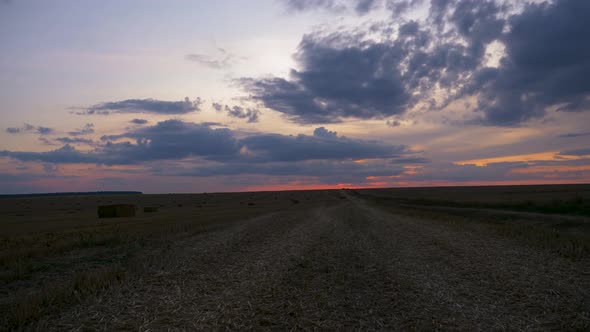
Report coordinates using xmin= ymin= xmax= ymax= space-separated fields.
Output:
xmin=36 ymin=194 xmax=590 ymax=330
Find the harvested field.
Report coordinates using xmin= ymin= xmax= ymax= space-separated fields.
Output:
xmin=97 ymin=204 xmax=136 ymax=218
xmin=1 ymin=185 xmax=589 ymax=330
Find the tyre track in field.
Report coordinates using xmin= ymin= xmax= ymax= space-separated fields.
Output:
xmin=35 ymin=195 xmax=590 ymax=330
xmin=347 ymin=195 xmax=590 ymax=330
xmin=37 ymin=205 xmax=335 ymax=330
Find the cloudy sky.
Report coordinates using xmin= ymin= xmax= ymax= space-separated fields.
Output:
xmin=1 ymin=0 xmax=589 ymax=194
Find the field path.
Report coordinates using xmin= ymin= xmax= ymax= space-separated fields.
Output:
xmin=37 ymin=195 xmax=590 ymax=330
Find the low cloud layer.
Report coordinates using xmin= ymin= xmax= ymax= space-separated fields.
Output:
xmin=55 ymin=137 xmax=95 ymax=145
xmin=75 ymin=98 xmax=202 ymax=115
xmin=68 ymin=123 xmax=94 ymax=136
xmin=1 ymin=120 xmax=412 ymax=170
xmin=6 ymin=123 xmax=54 ymax=135
xmin=130 ymin=119 xmax=149 ymax=125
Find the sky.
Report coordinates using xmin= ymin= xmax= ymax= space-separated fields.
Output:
xmin=1 ymin=0 xmax=589 ymax=194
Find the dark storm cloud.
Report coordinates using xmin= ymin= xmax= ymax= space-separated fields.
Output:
xmin=68 ymin=123 xmax=94 ymax=136
xmin=76 ymin=97 xmax=202 ymax=115
xmin=1 ymin=120 xmax=411 ymax=168
xmin=130 ymin=119 xmax=148 ymax=125
xmin=211 ymin=102 xmax=223 ymax=112
xmin=211 ymin=103 xmax=261 ymax=122
xmin=398 ymin=20 xmax=420 ymax=35
xmin=386 ymin=0 xmax=424 ymax=16
xmin=224 ymin=105 xmax=260 ymax=123
xmin=313 ymin=127 xmax=337 ymax=139
xmin=260 ymin=0 xmax=590 ymax=126
xmin=461 ymin=0 xmax=590 ymax=125
xmin=354 ymin=0 xmax=379 ymax=13
xmin=0 ymin=144 xmax=98 ymax=164
xmin=240 ymin=32 xmax=411 ymax=124
xmin=98 ymin=120 xmax=239 ymax=164
xmin=1 ymin=121 xmax=238 ymax=165
xmin=239 ymin=130 xmax=406 ymax=162
xmin=242 ymin=0 xmax=503 ymax=124
xmin=0 ymin=118 xmax=423 ymax=186
xmin=383 ymin=0 xmax=507 ymax=110
xmin=450 ymin=0 xmax=505 ymax=59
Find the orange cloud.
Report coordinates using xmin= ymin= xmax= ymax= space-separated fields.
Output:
xmin=455 ymin=151 xmax=583 ymax=166
xmin=511 ymin=165 xmax=590 ymax=174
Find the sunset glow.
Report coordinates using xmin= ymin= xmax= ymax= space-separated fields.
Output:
xmin=1 ymin=0 xmax=589 ymax=194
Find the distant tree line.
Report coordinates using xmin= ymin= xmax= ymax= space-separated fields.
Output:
xmin=0 ymin=191 xmax=142 ymax=198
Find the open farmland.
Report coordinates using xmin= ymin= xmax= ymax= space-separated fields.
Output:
xmin=1 ymin=185 xmax=589 ymax=330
